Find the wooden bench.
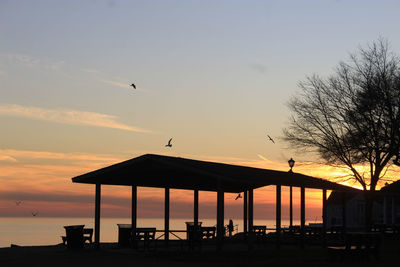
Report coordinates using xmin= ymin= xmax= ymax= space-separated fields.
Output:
xmin=290 ymin=225 xmax=300 ymax=233
xmin=201 ymin=226 xmax=216 ymax=240
xmin=134 ymin=227 xmax=156 ymax=250
xmin=185 ymin=225 xmax=215 ymax=250
xmin=250 ymin=225 xmax=267 ymax=242
xmin=83 ymin=228 xmax=93 ymax=244
xmin=62 ymin=228 xmax=93 ymax=245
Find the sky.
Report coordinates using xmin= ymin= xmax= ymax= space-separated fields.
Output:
xmin=1 ymin=0 xmax=400 ymax=221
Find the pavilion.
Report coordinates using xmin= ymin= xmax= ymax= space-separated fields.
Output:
xmin=72 ymin=154 xmax=359 ymax=249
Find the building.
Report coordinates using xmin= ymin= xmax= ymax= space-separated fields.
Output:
xmin=326 ymin=180 xmax=400 ymax=229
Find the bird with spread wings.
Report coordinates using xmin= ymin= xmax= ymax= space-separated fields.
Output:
xmin=235 ymin=193 xmax=242 ymax=200
xmin=165 ymin=138 xmax=172 ymax=147
xmin=267 ymin=135 xmax=275 ymax=144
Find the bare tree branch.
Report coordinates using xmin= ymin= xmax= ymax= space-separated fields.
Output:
xmin=284 ymin=38 xmax=400 ymax=192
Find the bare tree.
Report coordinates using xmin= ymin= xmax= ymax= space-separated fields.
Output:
xmin=284 ymin=39 xmax=400 ymax=192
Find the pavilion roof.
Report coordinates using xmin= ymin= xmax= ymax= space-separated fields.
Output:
xmin=72 ymin=154 xmax=359 ymax=193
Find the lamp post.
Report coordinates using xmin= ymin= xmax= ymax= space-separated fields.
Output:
xmin=288 ymin=158 xmax=295 ymax=229
xmin=288 ymin=158 xmax=295 ymax=172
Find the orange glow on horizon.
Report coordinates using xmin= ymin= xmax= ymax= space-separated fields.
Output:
xmin=1 ymin=149 xmax=399 ymax=219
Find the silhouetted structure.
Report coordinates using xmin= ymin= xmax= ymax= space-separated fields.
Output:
xmin=62 ymin=227 xmax=93 ymax=247
xmin=72 ymin=154 xmax=359 ymax=250
xmin=63 ymin=225 xmax=84 ymax=249
xmin=327 ymin=181 xmax=400 ymax=229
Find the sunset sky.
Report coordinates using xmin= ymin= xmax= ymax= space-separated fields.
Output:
xmin=1 ymin=0 xmax=400 ymax=221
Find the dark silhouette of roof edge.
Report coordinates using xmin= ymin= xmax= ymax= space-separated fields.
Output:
xmin=72 ymin=154 xmax=360 ymax=193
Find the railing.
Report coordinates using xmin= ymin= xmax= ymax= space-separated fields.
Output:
xmin=155 ymin=230 xmax=186 ymax=240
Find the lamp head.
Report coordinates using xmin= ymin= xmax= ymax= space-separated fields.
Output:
xmin=288 ymin=158 xmax=295 ymax=172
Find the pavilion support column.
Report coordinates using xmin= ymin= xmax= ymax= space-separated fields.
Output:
xmin=243 ymin=190 xmax=248 ymax=233
xmin=248 ymin=189 xmax=254 ymax=251
xmin=217 ymin=190 xmax=224 ymax=251
xmin=392 ymin=197 xmax=396 ymax=225
xmin=94 ymin=183 xmax=101 ymax=249
xmin=322 ymin=189 xmax=327 ymax=248
xmin=131 ymin=186 xmax=137 ymax=248
xmin=165 ymin=187 xmax=170 ymax=246
xmin=276 ymin=185 xmax=281 ymax=249
xmin=248 ymin=189 xmax=254 ymax=231
xmin=342 ymin=192 xmax=347 ymax=234
xmin=290 ymin=186 xmax=293 ymax=229
xmin=194 ymin=189 xmax=199 ymax=226
xmin=300 ymin=186 xmax=305 ymax=249
xmin=383 ymin=196 xmax=388 ymax=225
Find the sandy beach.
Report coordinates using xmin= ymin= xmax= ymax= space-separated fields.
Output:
xmin=1 ymin=241 xmax=399 ymax=267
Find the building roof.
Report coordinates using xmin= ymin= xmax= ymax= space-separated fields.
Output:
xmin=72 ymin=154 xmax=360 ymax=193
xmin=326 ymin=191 xmax=359 ymax=205
xmin=380 ymin=179 xmax=400 ymax=194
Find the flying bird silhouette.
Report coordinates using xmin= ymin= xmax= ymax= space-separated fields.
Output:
xmin=235 ymin=193 xmax=242 ymax=200
xmin=31 ymin=211 xmax=39 ymax=217
xmin=130 ymin=83 xmax=136 ymax=89
xmin=267 ymin=135 xmax=275 ymax=144
xmin=165 ymin=138 xmax=172 ymax=147
xmin=15 ymin=201 xmax=22 ymax=206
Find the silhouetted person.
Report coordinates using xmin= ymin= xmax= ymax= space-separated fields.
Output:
xmin=228 ymin=219 xmax=234 ymax=237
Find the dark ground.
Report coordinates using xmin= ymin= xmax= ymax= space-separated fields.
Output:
xmin=1 ymin=240 xmax=400 ymax=267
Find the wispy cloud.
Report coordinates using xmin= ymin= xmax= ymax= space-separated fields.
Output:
xmin=81 ymin=68 xmax=100 ymax=74
xmin=5 ymin=53 xmax=65 ymax=70
xmin=0 ymin=104 xmax=150 ymax=133
xmin=80 ymin=67 xmax=151 ymax=93
xmin=0 ymin=149 xmax=122 ymax=163
xmin=257 ymin=154 xmax=269 ymax=161
xmin=100 ymin=78 xmax=151 ymax=93
xmin=249 ymin=63 xmax=268 ymax=74
xmin=0 ymin=155 xmax=17 ymax=162
xmin=8 ymin=53 xmax=39 ymax=65
xmin=100 ymin=79 xmax=132 ymax=89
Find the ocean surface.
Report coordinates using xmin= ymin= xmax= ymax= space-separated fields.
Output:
xmin=0 ymin=217 xmax=302 ymax=248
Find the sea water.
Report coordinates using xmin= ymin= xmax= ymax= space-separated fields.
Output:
xmin=0 ymin=217 xmax=304 ymax=248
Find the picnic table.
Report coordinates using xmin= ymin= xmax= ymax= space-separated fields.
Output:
xmin=185 ymin=222 xmax=217 ymax=249
xmin=135 ymin=227 xmax=156 ymax=250
xmin=117 ymin=222 xmax=218 ymax=250
xmin=201 ymin=226 xmax=216 ymax=240
xmin=117 ymin=224 xmax=157 ymax=249
xmin=62 ymin=225 xmax=85 ymax=249
xmin=117 ymin=224 xmax=132 ymax=247
xmin=251 ymin=225 xmax=267 ymax=237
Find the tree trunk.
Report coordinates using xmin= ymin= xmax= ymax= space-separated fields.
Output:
xmin=364 ymin=190 xmax=375 ymax=231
